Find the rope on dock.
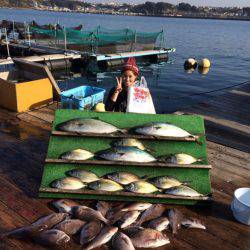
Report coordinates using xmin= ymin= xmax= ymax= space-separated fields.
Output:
xmin=164 ymin=80 xmax=250 ymax=100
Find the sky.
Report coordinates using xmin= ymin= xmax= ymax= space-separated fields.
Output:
xmin=86 ymin=1 xmax=250 ymax=7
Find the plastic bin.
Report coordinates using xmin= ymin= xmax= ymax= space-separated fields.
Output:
xmin=60 ymin=85 xmax=106 ymax=110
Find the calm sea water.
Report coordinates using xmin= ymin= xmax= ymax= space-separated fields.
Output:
xmin=1 ymin=8 xmax=250 ymax=113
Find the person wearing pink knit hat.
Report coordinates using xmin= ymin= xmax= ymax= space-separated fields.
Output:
xmin=106 ymin=57 xmax=139 ymax=112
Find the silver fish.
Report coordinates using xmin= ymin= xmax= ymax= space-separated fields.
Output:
xmin=0 ymin=213 xmax=69 ymax=239
xmin=96 ymin=201 xmax=111 ymax=217
xmin=165 ymin=153 xmax=202 ymax=164
xmin=115 ymin=211 xmax=141 ymax=228
xmin=121 ymin=202 xmax=152 ymax=212
xmin=80 ymin=220 xmax=103 ymax=245
xmin=60 ymin=149 xmax=94 ymax=160
xmin=134 ymin=122 xmax=197 ymax=138
xmin=105 ymin=171 xmax=141 ymax=185
xmin=57 ymin=118 xmax=124 ymax=134
xmin=66 ymin=169 xmax=99 ymax=183
xmin=51 ymin=199 xmax=80 ymax=213
xmin=85 ymin=226 xmax=118 ymax=250
xmin=51 ymin=177 xmax=86 ymax=190
xmin=147 ymin=217 xmax=170 ymax=231
xmin=168 ymin=209 xmax=184 ymax=235
xmin=149 ymin=176 xmax=188 ymax=189
xmin=33 ymin=229 xmax=70 ymax=246
xmin=125 ymin=181 xmax=158 ymax=194
xmin=125 ymin=227 xmax=170 ymax=248
xmin=112 ymin=232 xmax=135 ymax=250
xmin=136 ymin=204 xmax=166 ymax=226
xmin=113 ymin=138 xmax=146 ymax=151
xmin=88 ymin=179 xmax=123 ymax=192
xmin=97 ymin=146 xmax=156 ymax=162
xmin=53 ymin=219 xmax=86 ymax=235
xmin=181 ymin=218 xmax=206 ymax=230
xmin=73 ymin=205 xmax=109 ymax=224
xmin=164 ymin=185 xmax=204 ymax=197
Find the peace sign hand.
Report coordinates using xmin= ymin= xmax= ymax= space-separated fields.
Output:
xmin=115 ymin=77 xmax=123 ymax=93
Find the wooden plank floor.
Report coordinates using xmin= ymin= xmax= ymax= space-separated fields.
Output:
xmin=0 ymin=83 xmax=250 ymax=249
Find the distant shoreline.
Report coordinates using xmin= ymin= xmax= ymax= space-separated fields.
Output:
xmin=1 ymin=7 xmax=250 ymax=22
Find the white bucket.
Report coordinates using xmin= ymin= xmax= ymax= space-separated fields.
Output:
xmin=231 ymin=188 xmax=250 ymax=225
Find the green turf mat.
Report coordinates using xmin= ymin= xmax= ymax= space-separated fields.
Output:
xmin=39 ymin=109 xmax=211 ymax=205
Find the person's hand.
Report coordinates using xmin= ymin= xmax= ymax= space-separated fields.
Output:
xmin=115 ymin=77 xmax=123 ymax=93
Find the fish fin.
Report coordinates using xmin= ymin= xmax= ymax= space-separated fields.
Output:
xmin=182 ymin=181 xmax=192 ymax=186
xmin=118 ymin=152 xmax=126 ymax=156
xmin=118 ymin=129 xmax=127 ymax=134
xmin=154 ymin=126 xmax=162 ymax=130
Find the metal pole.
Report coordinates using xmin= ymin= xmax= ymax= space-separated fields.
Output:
xmin=134 ymin=30 xmax=137 ymax=52
xmin=27 ymin=24 xmax=31 ymax=47
xmin=5 ymin=28 xmax=11 ymax=59
xmin=64 ymin=27 xmax=67 ymax=54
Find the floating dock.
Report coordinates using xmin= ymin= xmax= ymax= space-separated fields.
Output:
xmin=0 ymin=82 xmax=249 ymax=249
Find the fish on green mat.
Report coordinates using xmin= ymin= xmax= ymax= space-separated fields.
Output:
xmin=88 ymin=179 xmax=124 ymax=192
xmin=66 ymin=169 xmax=99 ymax=183
xmin=112 ymin=138 xmax=149 ymax=151
xmin=104 ymin=171 xmax=141 ymax=185
xmin=97 ymin=146 xmax=156 ymax=163
xmin=133 ymin=122 xmax=198 ymax=139
xmin=56 ymin=118 xmax=126 ymax=134
xmin=160 ymin=153 xmax=202 ymax=164
xmin=124 ymin=181 xmax=159 ymax=194
xmin=51 ymin=177 xmax=86 ymax=190
xmin=148 ymin=176 xmax=190 ymax=189
xmin=60 ymin=149 xmax=94 ymax=161
xmin=164 ymin=185 xmax=205 ymax=197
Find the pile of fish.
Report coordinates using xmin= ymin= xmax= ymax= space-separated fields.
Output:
xmin=57 ymin=118 xmax=199 ymax=139
xmin=0 ymin=200 xmax=206 ymax=249
xmin=51 ymin=169 xmax=206 ymax=197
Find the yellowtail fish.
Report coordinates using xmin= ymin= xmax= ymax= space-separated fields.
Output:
xmin=105 ymin=171 xmax=141 ymax=185
xmin=60 ymin=149 xmax=94 ymax=161
xmin=57 ymin=118 xmax=125 ymax=134
xmin=73 ymin=205 xmax=109 ymax=224
xmin=51 ymin=177 xmax=86 ymax=190
xmin=121 ymin=202 xmax=152 ymax=212
xmin=147 ymin=217 xmax=170 ymax=231
xmin=164 ymin=153 xmax=202 ymax=164
xmin=181 ymin=218 xmax=206 ymax=230
xmin=134 ymin=122 xmax=197 ymax=139
xmin=113 ymin=138 xmax=146 ymax=151
xmin=80 ymin=221 xmax=103 ymax=245
xmin=112 ymin=232 xmax=135 ymax=250
xmin=53 ymin=219 xmax=86 ymax=235
xmin=114 ymin=210 xmax=141 ymax=228
xmin=125 ymin=181 xmax=158 ymax=194
xmin=125 ymin=228 xmax=170 ymax=248
xmin=148 ymin=176 xmax=189 ymax=189
xmin=66 ymin=169 xmax=99 ymax=183
xmin=164 ymin=185 xmax=204 ymax=197
xmin=168 ymin=209 xmax=184 ymax=235
xmin=33 ymin=229 xmax=70 ymax=247
xmin=88 ymin=179 xmax=123 ymax=192
xmin=97 ymin=146 xmax=156 ymax=162
xmin=85 ymin=226 xmax=118 ymax=250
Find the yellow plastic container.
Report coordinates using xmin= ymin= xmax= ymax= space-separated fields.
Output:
xmin=0 ymin=78 xmax=53 ymax=112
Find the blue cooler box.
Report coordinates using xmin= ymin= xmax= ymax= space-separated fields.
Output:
xmin=60 ymin=86 xmax=106 ymax=110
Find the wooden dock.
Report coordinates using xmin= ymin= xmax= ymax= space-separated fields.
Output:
xmin=0 ymin=83 xmax=249 ymax=249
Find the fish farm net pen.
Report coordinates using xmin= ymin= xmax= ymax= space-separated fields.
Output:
xmin=164 ymin=80 xmax=250 ymax=100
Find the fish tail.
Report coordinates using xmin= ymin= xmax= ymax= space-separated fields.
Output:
xmin=118 ymin=129 xmax=127 ymax=134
